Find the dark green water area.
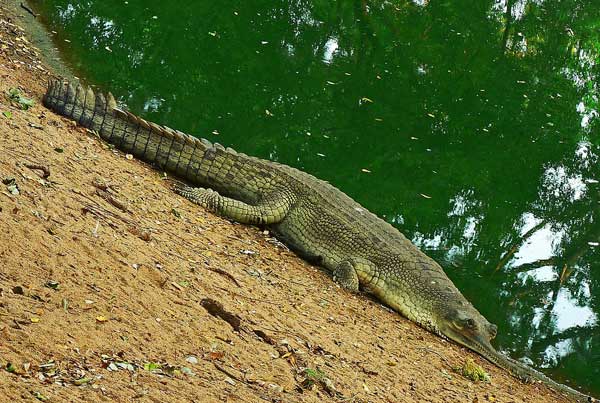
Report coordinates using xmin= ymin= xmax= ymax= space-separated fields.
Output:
xmin=31 ymin=0 xmax=600 ymax=394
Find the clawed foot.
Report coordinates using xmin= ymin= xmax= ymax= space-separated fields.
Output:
xmin=172 ymin=183 xmax=217 ymax=209
xmin=333 ymin=260 xmax=360 ymax=292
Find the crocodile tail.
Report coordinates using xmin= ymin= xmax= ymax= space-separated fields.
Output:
xmin=43 ymin=79 xmax=213 ymax=181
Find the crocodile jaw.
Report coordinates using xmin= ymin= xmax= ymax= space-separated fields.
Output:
xmin=439 ymin=320 xmax=496 ymax=359
xmin=440 ymin=321 xmax=595 ymax=403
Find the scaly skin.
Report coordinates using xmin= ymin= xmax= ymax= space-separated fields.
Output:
xmin=43 ymin=80 xmax=594 ymax=403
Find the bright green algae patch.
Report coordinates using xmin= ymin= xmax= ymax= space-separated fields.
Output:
xmin=456 ymin=359 xmax=490 ymax=383
xmin=31 ymin=0 xmax=600 ymax=395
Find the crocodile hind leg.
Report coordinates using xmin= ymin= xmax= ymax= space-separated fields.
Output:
xmin=332 ymin=258 xmax=376 ymax=292
xmin=174 ymin=184 xmax=291 ymax=225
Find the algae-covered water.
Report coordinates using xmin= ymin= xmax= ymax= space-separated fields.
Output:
xmin=31 ymin=0 xmax=600 ymax=394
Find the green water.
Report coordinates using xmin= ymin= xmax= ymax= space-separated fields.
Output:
xmin=31 ymin=0 xmax=600 ymax=394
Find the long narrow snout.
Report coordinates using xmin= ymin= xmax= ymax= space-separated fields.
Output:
xmin=461 ymin=337 xmax=594 ymax=403
xmin=437 ymin=305 xmax=594 ymax=403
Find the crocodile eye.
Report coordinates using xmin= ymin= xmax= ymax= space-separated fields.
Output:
xmin=465 ymin=318 xmax=476 ymax=329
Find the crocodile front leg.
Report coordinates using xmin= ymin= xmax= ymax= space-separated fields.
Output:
xmin=332 ymin=258 xmax=377 ymax=292
xmin=175 ymin=184 xmax=292 ymax=225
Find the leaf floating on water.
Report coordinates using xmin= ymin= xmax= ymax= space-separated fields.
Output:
xmin=588 ymin=242 xmax=599 ymax=247
xmin=361 ymin=168 xmax=371 ymax=173
xmin=420 ymin=193 xmax=432 ymax=199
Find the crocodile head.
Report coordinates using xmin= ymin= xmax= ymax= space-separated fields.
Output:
xmin=436 ymin=302 xmax=498 ymax=356
xmin=436 ymin=304 xmax=595 ymax=402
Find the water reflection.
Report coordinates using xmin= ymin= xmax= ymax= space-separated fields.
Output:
xmin=32 ymin=0 xmax=600 ymax=393
xmin=512 ymin=216 xmax=562 ymax=266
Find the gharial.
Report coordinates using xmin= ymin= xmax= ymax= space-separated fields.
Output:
xmin=43 ymin=79 xmax=595 ymax=403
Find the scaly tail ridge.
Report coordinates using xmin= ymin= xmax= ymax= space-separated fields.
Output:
xmin=43 ymin=79 xmax=216 ymax=182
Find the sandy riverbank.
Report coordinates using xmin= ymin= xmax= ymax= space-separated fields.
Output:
xmin=0 ymin=1 xmax=580 ymax=402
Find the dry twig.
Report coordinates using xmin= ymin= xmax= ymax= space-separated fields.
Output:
xmin=24 ymin=163 xmax=50 ymax=178
xmin=207 ymin=267 xmax=242 ymax=287
xmin=95 ymin=188 xmax=129 ymax=212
